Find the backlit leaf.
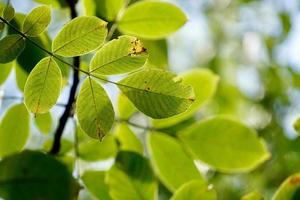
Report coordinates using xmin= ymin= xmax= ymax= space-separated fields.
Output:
xmin=52 ymin=16 xmax=107 ymax=57
xmin=0 ymin=34 xmax=25 ymax=63
xmin=95 ymin=0 xmax=125 ymax=21
xmin=76 ymin=77 xmax=114 ymax=140
xmin=2 ymin=5 xmax=15 ymax=22
xmin=179 ymin=116 xmax=270 ymax=173
xmin=0 ymin=104 xmax=29 ymax=158
xmin=118 ymin=1 xmax=187 ymax=39
xmin=147 ymin=133 xmax=205 ymax=192
xmin=153 ymin=68 xmax=219 ymax=128
xmin=272 ymin=173 xmax=300 ymax=200
xmin=0 ymin=62 xmax=13 ymax=85
xmin=90 ymin=35 xmax=147 ymax=75
xmin=117 ymin=69 xmax=195 ymax=119
xmin=170 ymin=180 xmax=217 ymax=200
xmin=34 ymin=112 xmax=52 ymax=134
xmin=106 ymin=151 xmax=157 ymax=200
xmin=22 ymin=5 xmax=51 ymax=36
xmin=24 ymin=56 xmax=62 ymax=114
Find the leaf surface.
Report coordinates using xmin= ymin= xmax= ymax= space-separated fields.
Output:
xmin=0 ymin=34 xmax=25 ymax=63
xmin=52 ymin=16 xmax=107 ymax=57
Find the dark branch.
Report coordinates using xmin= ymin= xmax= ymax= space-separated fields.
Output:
xmin=49 ymin=0 xmax=79 ymax=155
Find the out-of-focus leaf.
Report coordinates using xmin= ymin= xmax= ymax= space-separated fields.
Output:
xmin=143 ymin=39 xmax=168 ymax=69
xmin=0 ymin=34 xmax=25 ymax=63
xmin=82 ymin=170 xmax=112 ymax=200
xmin=115 ymin=123 xmax=143 ymax=154
xmin=170 ymin=180 xmax=217 ymax=200
xmin=106 ymin=151 xmax=157 ymax=200
xmin=0 ymin=104 xmax=29 ymax=158
xmin=24 ymin=57 xmax=62 ymax=114
xmin=147 ymin=133 xmax=205 ymax=192
xmin=153 ymin=68 xmax=219 ymax=128
xmin=0 ymin=150 xmax=79 ymax=200
xmin=35 ymin=112 xmax=52 ymax=134
xmin=272 ymin=173 xmax=300 ymax=200
xmin=90 ymin=35 xmax=147 ymax=75
xmin=22 ymin=6 xmax=51 ymax=36
xmin=118 ymin=1 xmax=187 ymax=39
xmin=76 ymin=78 xmax=114 ymax=140
xmin=95 ymin=0 xmax=125 ymax=21
xmin=78 ymin=135 xmax=117 ymax=161
xmin=0 ymin=62 xmax=13 ymax=85
xmin=52 ymin=16 xmax=107 ymax=57
xmin=82 ymin=0 xmax=96 ymax=16
xmin=242 ymin=191 xmax=264 ymax=200
xmin=118 ymin=69 xmax=195 ymax=119
xmin=117 ymin=92 xmax=136 ymax=120
xmin=179 ymin=116 xmax=270 ymax=173
xmin=2 ymin=5 xmax=15 ymax=22
xmin=43 ymin=138 xmax=73 ymax=156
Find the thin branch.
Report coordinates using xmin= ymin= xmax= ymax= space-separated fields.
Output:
xmin=49 ymin=0 xmax=80 ymax=155
xmin=115 ymin=118 xmax=156 ymax=131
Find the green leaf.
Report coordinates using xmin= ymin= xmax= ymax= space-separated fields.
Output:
xmin=0 ymin=104 xmax=29 ymax=158
xmin=24 ymin=56 xmax=62 ymax=114
xmin=117 ymin=92 xmax=136 ymax=120
xmin=0 ymin=62 xmax=13 ymax=85
xmin=95 ymin=0 xmax=125 ymax=21
xmin=2 ymin=5 xmax=15 ymax=22
xmin=115 ymin=123 xmax=143 ymax=154
xmin=0 ymin=34 xmax=25 ymax=63
xmin=52 ymin=16 xmax=107 ymax=57
xmin=43 ymin=138 xmax=73 ymax=156
xmin=78 ymin=135 xmax=117 ymax=161
xmin=90 ymin=35 xmax=147 ymax=75
xmin=117 ymin=69 xmax=195 ymax=119
xmin=0 ymin=150 xmax=79 ymax=200
xmin=106 ymin=151 xmax=157 ymax=200
xmin=153 ymin=68 xmax=219 ymax=128
xmin=147 ymin=133 xmax=205 ymax=192
xmin=34 ymin=112 xmax=52 ymax=134
xmin=242 ymin=191 xmax=264 ymax=200
xmin=22 ymin=5 xmax=51 ymax=36
xmin=0 ymin=22 xmax=5 ymax=31
xmin=82 ymin=171 xmax=112 ymax=200
xmin=272 ymin=173 xmax=300 ymax=200
xmin=179 ymin=116 xmax=270 ymax=173
xmin=118 ymin=1 xmax=187 ymax=39
xmin=143 ymin=39 xmax=168 ymax=69
xmin=170 ymin=180 xmax=217 ymax=200
xmin=76 ymin=77 xmax=114 ymax=140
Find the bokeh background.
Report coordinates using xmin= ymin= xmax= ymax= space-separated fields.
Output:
xmin=1 ymin=0 xmax=300 ymax=199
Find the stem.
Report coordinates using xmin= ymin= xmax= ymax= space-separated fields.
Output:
xmin=49 ymin=0 xmax=79 ymax=155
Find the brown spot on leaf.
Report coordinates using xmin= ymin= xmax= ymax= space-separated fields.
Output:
xmin=289 ymin=176 xmax=300 ymax=185
xmin=130 ymin=39 xmax=147 ymax=55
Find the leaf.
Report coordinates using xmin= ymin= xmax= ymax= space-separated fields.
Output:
xmin=0 ymin=34 xmax=25 ymax=63
xmin=143 ymin=39 xmax=168 ymax=69
xmin=147 ymin=133 xmax=205 ymax=192
xmin=0 ymin=104 xmax=29 ymax=158
xmin=2 ymin=5 xmax=15 ymax=22
xmin=153 ymin=68 xmax=219 ymax=128
xmin=0 ymin=62 xmax=13 ymax=85
xmin=34 ymin=112 xmax=52 ymax=134
xmin=78 ymin=135 xmax=117 ymax=161
xmin=179 ymin=116 xmax=270 ymax=173
xmin=24 ymin=56 xmax=62 ymax=114
xmin=117 ymin=68 xmax=195 ymax=119
xmin=272 ymin=173 xmax=300 ymax=200
xmin=52 ymin=16 xmax=107 ymax=57
xmin=90 ymin=35 xmax=147 ymax=75
xmin=0 ymin=150 xmax=79 ymax=200
xmin=117 ymin=92 xmax=137 ymax=120
xmin=115 ymin=123 xmax=143 ymax=154
xmin=82 ymin=171 xmax=112 ymax=200
xmin=43 ymin=138 xmax=73 ymax=156
xmin=76 ymin=77 xmax=114 ymax=140
xmin=242 ymin=191 xmax=264 ymax=200
xmin=22 ymin=5 xmax=51 ymax=36
xmin=95 ymin=0 xmax=125 ymax=21
xmin=170 ymin=180 xmax=217 ymax=200
xmin=106 ymin=151 xmax=157 ymax=200
xmin=118 ymin=1 xmax=187 ymax=39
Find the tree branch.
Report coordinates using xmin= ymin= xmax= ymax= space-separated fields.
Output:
xmin=49 ymin=0 xmax=79 ymax=155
